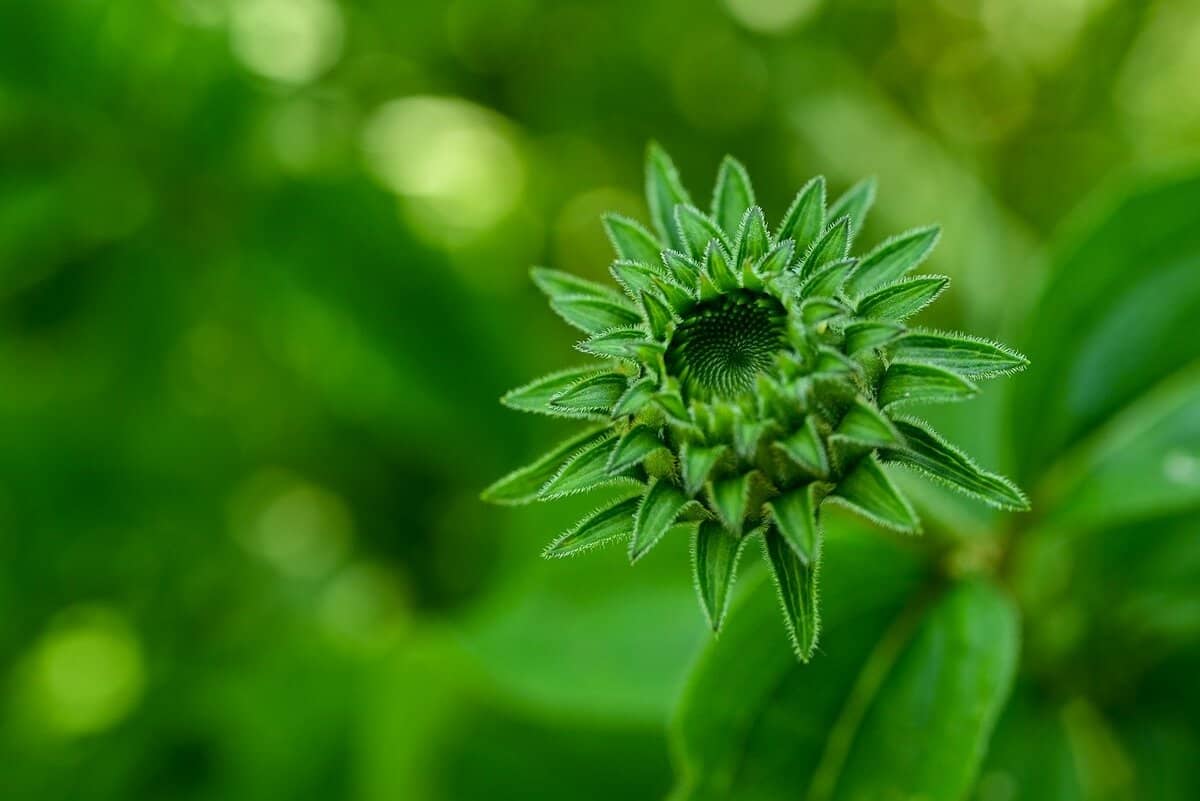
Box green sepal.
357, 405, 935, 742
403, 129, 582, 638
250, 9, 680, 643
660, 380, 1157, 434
539, 434, 640, 500
652, 390, 695, 431
680, 443, 728, 496
802, 216, 851, 274
640, 290, 676, 340
813, 346, 861, 377
711, 155, 756, 239
828, 176, 876, 242
531, 266, 623, 303
762, 525, 821, 661
692, 519, 749, 631
502, 366, 612, 419
651, 273, 697, 314
774, 416, 829, 477
845, 224, 941, 298
776, 175, 826, 252
829, 455, 919, 534
798, 257, 857, 299
753, 239, 795, 279
857, 275, 949, 322
646, 142, 693, 251
610, 259, 664, 300
843, 319, 904, 354
549, 371, 629, 415
630, 477, 693, 562
576, 326, 664, 361
889, 330, 1029, 378
886, 418, 1029, 510
543, 493, 641, 558
735, 206, 770, 272
703, 241, 740, 292
482, 425, 611, 505
613, 376, 656, 416
766, 483, 822, 564
550, 293, 642, 334
799, 297, 851, 326
662, 249, 702, 286
832, 396, 904, 449
732, 416, 772, 461
675, 203, 731, 258
602, 213, 662, 266
879, 361, 979, 410
706, 471, 761, 533
607, 424, 666, 473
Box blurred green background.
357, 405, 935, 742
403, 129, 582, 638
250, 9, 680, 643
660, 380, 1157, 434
2, 0, 1199, 799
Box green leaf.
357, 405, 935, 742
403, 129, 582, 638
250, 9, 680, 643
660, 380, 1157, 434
550, 371, 629, 415
856, 275, 949, 321
801, 297, 851, 325
711, 156, 756, 240
890, 330, 1028, 378
735, 207, 770, 270
844, 225, 941, 298
607, 424, 665, 473
550, 294, 642, 334
887, 418, 1029, 510
833, 397, 904, 449
543, 494, 641, 558
767, 484, 821, 564
799, 257, 857, 299
707, 471, 758, 533
879, 361, 979, 410
675, 204, 730, 259
703, 241, 739, 292
610, 259, 664, 299
662, 249, 702, 287
692, 519, 749, 631
827, 176, 876, 243
641, 290, 676, 340
577, 326, 663, 361
531, 266, 623, 303
829, 455, 918, 533
540, 433, 640, 500
613, 376, 656, 416
651, 273, 697, 314
681, 443, 728, 497
603, 213, 662, 266
763, 526, 821, 661
843, 320, 904, 354
804, 216, 851, 274
753, 240, 795, 278
502, 366, 611, 419
822, 581, 1018, 801
483, 425, 611, 505
775, 417, 829, 477
631, 478, 693, 562
777, 175, 826, 252
646, 143, 693, 252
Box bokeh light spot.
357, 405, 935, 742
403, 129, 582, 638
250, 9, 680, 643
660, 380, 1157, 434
231, 0, 345, 84
722, 0, 820, 34
232, 471, 354, 578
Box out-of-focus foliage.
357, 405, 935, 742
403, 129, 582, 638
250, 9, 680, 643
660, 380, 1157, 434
0, 0, 1197, 799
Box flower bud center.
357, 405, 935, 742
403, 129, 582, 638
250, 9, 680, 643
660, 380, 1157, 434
666, 291, 787, 400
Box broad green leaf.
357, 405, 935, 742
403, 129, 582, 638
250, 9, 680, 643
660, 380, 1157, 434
483, 425, 611, 505
502, 366, 612, 419
550, 371, 629, 415
857, 275, 949, 321
1013, 174, 1200, 481
767, 484, 820, 564
711, 157, 755, 240
774, 417, 829, 477
531, 266, 623, 303
692, 519, 749, 631
681, 443, 728, 497
879, 361, 979, 409
763, 526, 821, 661
843, 320, 903, 354
886, 418, 1029, 510
608, 424, 665, 473
647, 143, 693, 252
735, 207, 770, 271
675, 204, 730, 258
829, 455, 918, 533
844, 225, 940, 298
1041, 366, 1200, 529
549, 293, 641, 334
891, 330, 1028, 378
799, 257, 857, 299
833, 397, 903, 449
610, 259, 664, 299
540, 433, 639, 500
669, 522, 924, 801
822, 580, 1019, 801
827, 177, 876, 242
603, 212, 662, 266
631, 478, 693, 562
641, 290, 676, 340
777, 175, 826, 252
543, 494, 642, 557
804, 216, 851, 274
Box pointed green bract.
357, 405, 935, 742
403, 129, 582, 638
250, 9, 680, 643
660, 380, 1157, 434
845, 225, 941, 298
550, 371, 628, 414
646, 143, 693, 251
888, 418, 1029, 510
544, 494, 641, 558
767, 484, 821, 564
692, 519, 748, 631
711, 156, 755, 240
707, 472, 757, 532
502, 366, 612, 419
641, 290, 676, 340
539, 433, 638, 500
735, 207, 770, 270
483, 425, 611, 505
833, 397, 904, 449
880, 361, 979, 409
676, 204, 730, 258
843, 320, 904, 354
830, 455, 918, 533
800, 257, 857, 300
763, 526, 821, 661
828, 176, 876, 241
890, 331, 1029, 378
577, 326, 662, 361
549, 294, 641, 334
681, 443, 728, 497
805, 216, 851, 274
531, 266, 623, 303
610, 259, 663, 299
856, 275, 949, 321
775, 417, 829, 477
777, 175, 826, 251
704, 241, 739, 292
607, 424, 665, 473
631, 478, 692, 562
603, 213, 662, 265
755, 240, 795, 278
